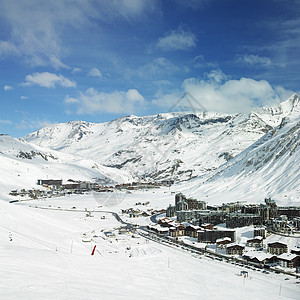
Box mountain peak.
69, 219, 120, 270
281, 94, 300, 123
279, 93, 299, 115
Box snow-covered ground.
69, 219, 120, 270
1, 193, 299, 299
0, 134, 131, 202
1, 95, 300, 298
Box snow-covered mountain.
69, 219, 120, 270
0, 135, 130, 200
183, 94, 300, 205
25, 94, 299, 183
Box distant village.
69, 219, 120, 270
9, 178, 173, 199
147, 193, 300, 272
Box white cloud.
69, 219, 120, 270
20, 96, 29, 100
153, 80, 172, 86
64, 88, 145, 115
0, 1, 75, 68
0, 119, 12, 125
24, 72, 76, 88
0, 41, 20, 56
274, 85, 296, 102
137, 57, 179, 78
125, 88, 144, 103
49, 55, 70, 69
16, 119, 53, 130
235, 54, 272, 67
64, 96, 79, 104
205, 69, 228, 83
157, 27, 197, 51
192, 55, 219, 69
0, 1, 157, 68
103, 0, 157, 21
153, 70, 295, 114
3, 85, 14, 91
87, 68, 102, 78
152, 90, 182, 109
72, 67, 81, 74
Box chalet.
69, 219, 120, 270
148, 225, 169, 236
201, 223, 214, 230
216, 237, 232, 248
226, 243, 245, 256
243, 252, 277, 265
158, 218, 174, 227
277, 253, 300, 268
169, 225, 185, 238
156, 227, 169, 236
267, 241, 288, 255
246, 236, 263, 248
185, 225, 201, 238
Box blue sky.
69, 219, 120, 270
0, 0, 299, 137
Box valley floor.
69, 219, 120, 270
0, 190, 299, 299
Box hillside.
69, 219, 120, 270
25, 95, 299, 183
0, 135, 129, 201
183, 94, 300, 205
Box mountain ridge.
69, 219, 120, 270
25, 94, 299, 183
182, 94, 300, 205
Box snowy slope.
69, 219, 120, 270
183, 94, 300, 205
25, 95, 299, 183
1, 196, 299, 299
0, 135, 130, 201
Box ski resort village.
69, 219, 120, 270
1, 1, 300, 299
1, 93, 300, 299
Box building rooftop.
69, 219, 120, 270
267, 241, 288, 246
247, 236, 263, 241
244, 251, 275, 262
278, 253, 298, 261
226, 243, 245, 249
216, 237, 231, 243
